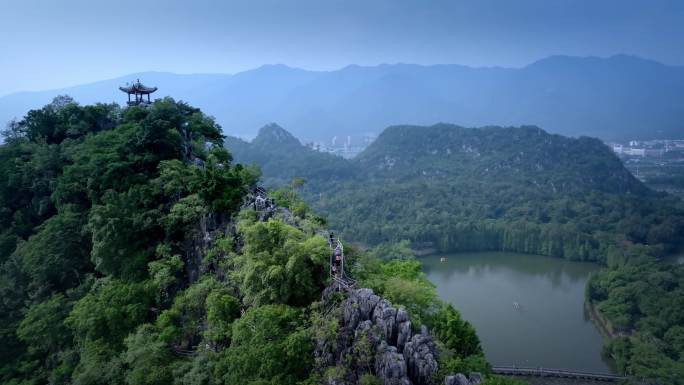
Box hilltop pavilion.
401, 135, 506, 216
119, 79, 158, 106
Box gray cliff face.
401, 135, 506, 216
184, 213, 228, 284
316, 285, 439, 385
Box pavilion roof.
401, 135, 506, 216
119, 79, 158, 94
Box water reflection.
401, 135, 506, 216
422, 252, 613, 373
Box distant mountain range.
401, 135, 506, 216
2, 54, 683, 140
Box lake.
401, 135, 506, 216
421, 252, 614, 373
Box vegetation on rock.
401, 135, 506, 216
0, 99, 492, 385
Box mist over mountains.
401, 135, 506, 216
1, 54, 683, 140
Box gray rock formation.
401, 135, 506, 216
445, 374, 470, 385
373, 300, 398, 345
396, 309, 412, 352
468, 372, 482, 385
375, 342, 412, 385
403, 331, 439, 385
444, 373, 483, 385
185, 213, 231, 283
315, 286, 439, 385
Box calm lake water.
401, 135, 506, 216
421, 252, 614, 373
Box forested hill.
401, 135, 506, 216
357, 124, 645, 195
225, 123, 357, 186
0, 98, 507, 385
226, 123, 684, 261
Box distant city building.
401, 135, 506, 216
645, 149, 665, 157
304, 134, 376, 159
610, 138, 679, 158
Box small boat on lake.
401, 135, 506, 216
440, 257, 448, 262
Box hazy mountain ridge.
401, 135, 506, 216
3, 55, 683, 140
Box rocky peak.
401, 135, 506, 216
316, 285, 439, 385
252, 123, 303, 149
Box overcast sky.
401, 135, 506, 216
1, 0, 683, 96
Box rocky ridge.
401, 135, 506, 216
243, 188, 483, 385
315, 284, 480, 385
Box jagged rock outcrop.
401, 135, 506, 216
375, 342, 411, 385
396, 309, 411, 352
404, 327, 439, 385
469, 373, 482, 385
243, 187, 296, 225
373, 300, 398, 345
316, 285, 439, 385
185, 212, 231, 283
444, 373, 482, 385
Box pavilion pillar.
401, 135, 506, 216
119, 80, 157, 107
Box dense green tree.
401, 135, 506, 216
87, 188, 164, 279
155, 277, 238, 349
124, 324, 176, 385
205, 290, 241, 345
0, 96, 258, 385
15, 293, 77, 384
14, 208, 91, 295
587, 255, 684, 382
17, 293, 73, 358
219, 304, 312, 385
233, 219, 328, 307
431, 304, 482, 358
67, 278, 154, 348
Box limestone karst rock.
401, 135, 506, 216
316, 284, 439, 385
403, 327, 439, 385
444, 372, 483, 385
375, 342, 411, 385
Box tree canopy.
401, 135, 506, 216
0, 98, 490, 385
